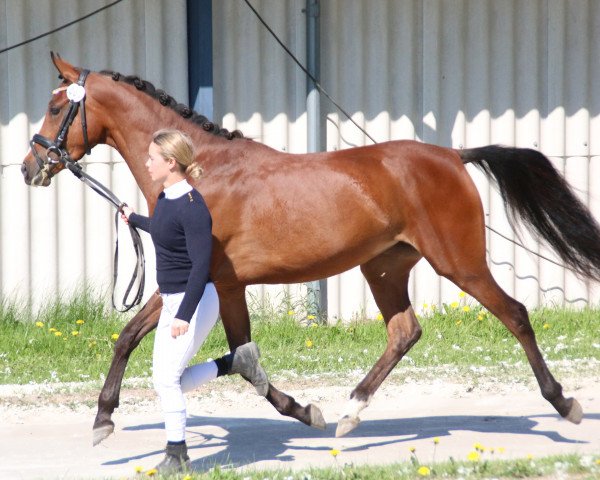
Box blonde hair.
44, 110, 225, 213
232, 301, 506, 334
152, 129, 203, 180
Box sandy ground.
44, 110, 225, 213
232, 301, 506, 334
1, 375, 599, 479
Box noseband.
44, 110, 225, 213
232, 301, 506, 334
30, 69, 91, 172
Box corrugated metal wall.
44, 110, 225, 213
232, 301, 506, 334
2, 0, 600, 321
213, 0, 600, 320
0, 0, 188, 309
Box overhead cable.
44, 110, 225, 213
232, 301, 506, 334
242, 0, 377, 145
0, 0, 124, 55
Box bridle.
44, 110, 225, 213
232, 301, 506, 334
30, 69, 91, 174
28, 69, 145, 313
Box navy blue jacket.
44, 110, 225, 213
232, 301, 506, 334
129, 188, 213, 322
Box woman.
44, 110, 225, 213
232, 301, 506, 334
122, 129, 268, 473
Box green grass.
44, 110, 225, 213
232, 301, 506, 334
1, 291, 599, 479
134, 452, 600, 479
0, 289, 152, 384
0, 291, 598, 385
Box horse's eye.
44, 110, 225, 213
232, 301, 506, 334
50, 106, 61, 116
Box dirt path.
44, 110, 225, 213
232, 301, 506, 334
1, 376, 599, 479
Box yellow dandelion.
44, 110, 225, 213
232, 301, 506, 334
595, 458, 600, 465
310, 322, 318, 328
409, 446, 416, 453
111, 333, 119, 340
462, 305, 471, 312
54, 331, 63, 337
71, 331, 80, 336
49, 327, 57, 333
305, 339, 313, 348
433, 437, 440, 444
473, 442, 484, 451
467, 451, 481, 462
477, 314, 484, 321
458, 291, 466, 298
423, 303, 429, 309
76, 319, 85, 325
330, 448, 340, 457
527, 454, 534, 460
287, 310, 294, 316
498, 447, 505, 454
182, 475, 192, 480
376, 312, 384, 321
145, 468, 157, 476
450, 301, 459, 309
134, 466, 144, 473
307, 315, 316, 320
455, 320, 462, 326
543, 323, 550, 330
417, 466, 431, 476
35, 321, 44, 328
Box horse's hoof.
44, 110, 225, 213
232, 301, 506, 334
336, 415, 360, 437
565, 398, 583, 424
93, 423, 115, 446
308, 403, 326, 430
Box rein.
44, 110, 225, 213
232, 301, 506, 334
30, 70, 145, 312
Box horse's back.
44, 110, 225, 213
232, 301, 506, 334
208, 139, 484, 285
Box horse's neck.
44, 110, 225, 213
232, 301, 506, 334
97, 79, 272, 209
105, 126, 158, 207
103, 104, 233, 210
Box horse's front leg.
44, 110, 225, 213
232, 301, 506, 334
92, 291, 162, 446
218, 286, 325, 430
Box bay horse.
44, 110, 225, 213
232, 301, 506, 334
22, 54, 599, 445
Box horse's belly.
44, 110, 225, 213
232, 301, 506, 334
226, 234, 401, 285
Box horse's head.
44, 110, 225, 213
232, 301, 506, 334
21, 53, 105, 186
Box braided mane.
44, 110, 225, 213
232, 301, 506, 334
99, 70, 244, 140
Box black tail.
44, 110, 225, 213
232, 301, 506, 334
460, 145, 600, 281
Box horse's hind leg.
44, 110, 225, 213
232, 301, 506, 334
92, 291, 162, 446
418, 208, 582, 425
337, 243, 422, 437
218, 286, 326, 430
447, 267, 582, 423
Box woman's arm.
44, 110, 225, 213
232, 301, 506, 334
174, 195, 213, 323
121, 206, 151, 233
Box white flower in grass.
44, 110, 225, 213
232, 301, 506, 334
554, 343, 567, 353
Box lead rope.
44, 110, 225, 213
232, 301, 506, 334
64, 159, 145, 312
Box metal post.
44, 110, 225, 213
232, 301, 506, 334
305, 0, 325, 320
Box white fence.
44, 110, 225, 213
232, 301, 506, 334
2, 0, 600, 319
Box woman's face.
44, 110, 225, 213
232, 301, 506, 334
146, 142, 172, 184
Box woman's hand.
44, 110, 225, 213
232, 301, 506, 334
171, 318, 190, 338
120, 205, 134, 225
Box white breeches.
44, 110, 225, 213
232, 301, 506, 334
153, 282, 220, 442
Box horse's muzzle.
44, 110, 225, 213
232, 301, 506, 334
21, 159, 52, 186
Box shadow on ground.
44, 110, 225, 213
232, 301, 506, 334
103, 412, 599, 471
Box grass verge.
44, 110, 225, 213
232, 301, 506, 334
1, 290, 598, 385
133, 452, 600, 479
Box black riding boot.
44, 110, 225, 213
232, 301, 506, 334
215, 341, 269, 396
155, 441, 191, 474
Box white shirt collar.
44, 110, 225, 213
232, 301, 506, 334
163, 179, 193, 199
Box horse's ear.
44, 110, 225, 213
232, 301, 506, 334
50, 52, 79, 83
